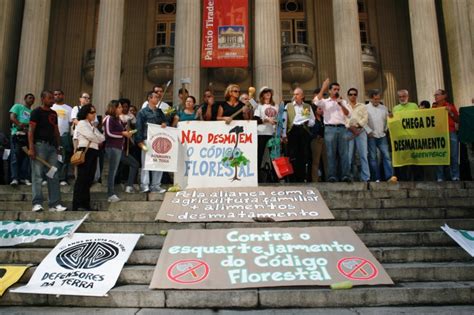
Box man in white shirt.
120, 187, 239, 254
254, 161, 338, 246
141, 84, 171, 113
52, 90, 73, 186
282, 87, 315, 182
366, 91, 397, 182
313, 79, 352, 182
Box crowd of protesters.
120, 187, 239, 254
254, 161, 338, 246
4, 80, 473, 211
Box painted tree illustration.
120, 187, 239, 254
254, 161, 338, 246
221, 125, 250, 181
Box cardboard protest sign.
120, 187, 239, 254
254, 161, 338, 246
150, 227, 393, 290
0, 215, 87, 247
143, 123, 179, 172
442, 224, 474, 257
388, 108, 450, 166
0, 265, 30, 296
156, 186, 334, 222
12, 233, 141, 297
174, 121, 258, 189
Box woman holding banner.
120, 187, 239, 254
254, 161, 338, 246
217, 84, 252, 123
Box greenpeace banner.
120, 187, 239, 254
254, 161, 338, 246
12, 233, 141, 297
388, 108, 449, 166
442, 224, 474, 257
0, 265, 30, 296
175, 121, 257, 189
156, 186, 334, 222
201, 0, 249, 67
149, 227, 393, 290
0, 215, 87, 247
144, 124, 179, 172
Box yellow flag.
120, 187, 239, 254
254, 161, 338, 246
388, 108, 450, 166
0, 265, 30, 296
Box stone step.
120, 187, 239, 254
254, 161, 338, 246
2, 207, 473, 223
0, 201, 162, 212
2, 306, 474, 315
14, 261, 474, 286
10, 231, 456, 251
2, 246, 471, 266
2, 282, 473, 308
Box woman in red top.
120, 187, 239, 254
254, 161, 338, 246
432, 89, 460, 181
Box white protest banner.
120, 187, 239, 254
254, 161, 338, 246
174, 121, 258, 189
0, 215, 87, 247
12, 233, 141, 297
150, 227, 393, 290
144, 123, 179, 172
441, 224, 474, 257
156, 186, 334, 222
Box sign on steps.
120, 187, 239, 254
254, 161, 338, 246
149, 227, 393, 289
12, 233, 141, 297
0, 215, 87, 247
156, 186, 334, 222
442, 224, 474, 256
0, 265, 30, 296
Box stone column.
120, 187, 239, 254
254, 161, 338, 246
92, 0, 125, 114
14, 0, 51, 102
254, 0, 282, 103
408, 0, 444, 103
332, 0, 364, 96
173, 0, 201, 106
0, 0, 23, 131
442, 0, 474, 107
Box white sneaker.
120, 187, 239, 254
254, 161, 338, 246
49, 204, 67, 212
24, 179, 32, 186
151, 186, 166, 193
42, 180, 47, 186
107, 195, 121, 203
10, 179, 18, 186
60, 181, 68, 186
32, 204, 44, 212
375, 180, 380, 183
125, 186, 135, 193
140, 186, 150, 193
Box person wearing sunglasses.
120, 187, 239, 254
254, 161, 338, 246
72, 104, 105, 211
217, 84, 252, 124
345, 88, 370, 183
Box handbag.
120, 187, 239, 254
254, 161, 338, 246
70, 141, 91, 166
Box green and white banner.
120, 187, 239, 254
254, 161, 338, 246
0, 215, 87, 247
442, 224, 474, 257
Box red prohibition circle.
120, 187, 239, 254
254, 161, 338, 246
337, 257, 379, 281
167, 259, 210, 284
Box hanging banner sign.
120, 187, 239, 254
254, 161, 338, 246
0, 265, 30, 296
174, 120, 257, 189
144, 124, 179, 172
149, 227, 393, 290
0, 215, 87, 247
441, 224, 474, 257
201, 0, 249, 67
156, 186, 334, 222
12, 233, 141, 297
388, 108, 450, 166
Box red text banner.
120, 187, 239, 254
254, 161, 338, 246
201, 0, 249, 67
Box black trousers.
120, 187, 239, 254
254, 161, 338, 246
287, 126, 311, 182
258, 135, 272, 169
73, 148, 98, 210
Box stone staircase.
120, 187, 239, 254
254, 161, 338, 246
1, 182, 474, 314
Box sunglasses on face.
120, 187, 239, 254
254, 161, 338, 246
231, 90, 240, 93
348, 93, 357, 96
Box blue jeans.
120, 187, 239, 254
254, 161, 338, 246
140, 150, 163, 190
10, 135, 30, 181
57, 133, 73, 182
436, 131, 460, 180
31, 142, 61, 207
347, 129, 370, 182
106, 147, 139, 196
324, 126, 350, 181
368, 136, 393, 181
